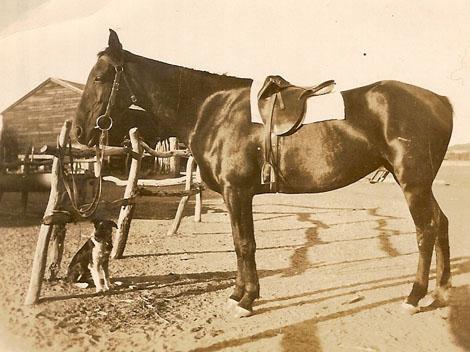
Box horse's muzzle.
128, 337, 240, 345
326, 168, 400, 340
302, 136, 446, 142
75, 125, 83, 139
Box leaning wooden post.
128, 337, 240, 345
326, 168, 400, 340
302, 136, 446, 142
167, 156, 195, 235
24, 120, 71, 305
194, 165, 202, 222
111, 128, 142, 259
46, 222, 66, 281
46, 190, 68, 281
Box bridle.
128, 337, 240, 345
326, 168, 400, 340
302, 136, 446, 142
60, 64, 138, 219
95, 64, 138, 132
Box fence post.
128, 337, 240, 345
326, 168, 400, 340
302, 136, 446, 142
167, 156, 195, 235
111, 128, 142, 259
153, 142, 160, 174
46, 190, 68, 281
46, 222, 67, 281
24, 120, 71, 305
169, 137, 180, 177
194, 166, 202, 222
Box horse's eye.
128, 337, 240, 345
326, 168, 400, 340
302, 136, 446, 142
94, 76, 104, 82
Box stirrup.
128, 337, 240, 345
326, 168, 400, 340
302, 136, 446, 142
261, 162, 271, 184
261, 162, 276, 188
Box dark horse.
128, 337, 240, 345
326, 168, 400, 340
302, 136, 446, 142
106, 108, 161, 146
75, 30, 453, 317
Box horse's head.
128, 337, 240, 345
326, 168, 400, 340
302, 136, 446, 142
74, 29, 138, 146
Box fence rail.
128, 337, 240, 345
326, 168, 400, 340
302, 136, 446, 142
24, 120, 203, 305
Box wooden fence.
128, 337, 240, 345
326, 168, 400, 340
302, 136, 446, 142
24, 120, 203, 305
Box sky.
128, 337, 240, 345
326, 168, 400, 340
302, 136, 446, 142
0, 0, 469, 145
0, 0, 48, 30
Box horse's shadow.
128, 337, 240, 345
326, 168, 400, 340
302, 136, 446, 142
41, 270, 239, 303
41, 266, 294, 304
190, 296, 406, 352
190, 256, 470, 352
255, 256, 470, 315
40, 200, 469, 352
46, 202, 408, 305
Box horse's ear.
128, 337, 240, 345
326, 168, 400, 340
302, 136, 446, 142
108, 28, 123, 59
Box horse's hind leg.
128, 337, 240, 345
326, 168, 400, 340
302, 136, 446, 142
432, 202, 451, 304
399, 183, 450, 312
223, 186, 259, 318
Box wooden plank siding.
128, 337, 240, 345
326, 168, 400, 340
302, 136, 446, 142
2, 80, 83, 152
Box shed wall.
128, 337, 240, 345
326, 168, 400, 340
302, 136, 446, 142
3, 81, 81, 152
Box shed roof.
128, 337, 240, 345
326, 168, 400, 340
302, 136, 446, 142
1, 77, 84, 114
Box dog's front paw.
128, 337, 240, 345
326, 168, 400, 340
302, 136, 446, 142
74, 282, 90, 289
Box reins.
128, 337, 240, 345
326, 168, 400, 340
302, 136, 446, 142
59, 64, 137, 219
58, 133, 105, 219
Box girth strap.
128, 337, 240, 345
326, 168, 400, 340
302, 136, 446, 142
261, 93, 279, 191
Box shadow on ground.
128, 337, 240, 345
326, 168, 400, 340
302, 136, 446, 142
190, 257, 470, 352
448, 258, 470, 350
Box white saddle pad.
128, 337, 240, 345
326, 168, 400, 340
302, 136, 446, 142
250, 79, 345, 125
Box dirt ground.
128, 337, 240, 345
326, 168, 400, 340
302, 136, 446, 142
0, 160, 469, 352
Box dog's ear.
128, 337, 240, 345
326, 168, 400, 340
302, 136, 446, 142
92, 219, 101, 229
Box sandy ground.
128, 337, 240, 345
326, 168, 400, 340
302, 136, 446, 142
0, 160, 469, 352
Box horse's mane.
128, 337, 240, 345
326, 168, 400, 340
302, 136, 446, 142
97, 48, 249, 82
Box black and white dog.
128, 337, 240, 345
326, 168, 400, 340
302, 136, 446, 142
67, 219, 117, 292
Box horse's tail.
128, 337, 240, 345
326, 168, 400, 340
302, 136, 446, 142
441, 94, 453, 125
436, 94, 454, 149
439, 95, 454, 117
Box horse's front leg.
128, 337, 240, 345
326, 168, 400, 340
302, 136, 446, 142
223, 186, 259, 317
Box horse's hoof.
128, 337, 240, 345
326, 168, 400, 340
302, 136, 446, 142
435, 286, 451, 304
233, 306, 252, 318
420, 290, 450, 308
401, 301, 420, 315
225, 298, 239, 311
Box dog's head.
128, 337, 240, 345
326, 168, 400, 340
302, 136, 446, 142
92, 219, 118, 243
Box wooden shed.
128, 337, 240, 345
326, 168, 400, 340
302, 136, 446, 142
1, 77, 84, 153
0, 78, 181, 176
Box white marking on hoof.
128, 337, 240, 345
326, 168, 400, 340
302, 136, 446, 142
233, 306, 252, 318
435, 285, 451, 304
420, 291, 449, 308
225, 298, 239, 311
438, 307, 450, 320
401, 301, 420, 315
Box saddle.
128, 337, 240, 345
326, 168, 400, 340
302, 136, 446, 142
257, 75, 336, 188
